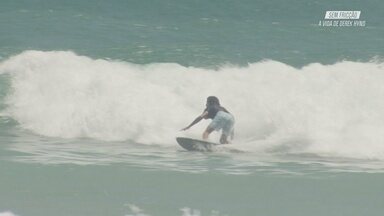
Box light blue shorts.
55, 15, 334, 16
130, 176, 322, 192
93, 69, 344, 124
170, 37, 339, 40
208, 111, 235, 136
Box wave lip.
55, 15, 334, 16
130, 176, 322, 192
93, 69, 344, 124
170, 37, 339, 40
1, 50, 384, 160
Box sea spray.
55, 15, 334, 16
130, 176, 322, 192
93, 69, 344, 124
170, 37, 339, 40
1, 50, 384, 159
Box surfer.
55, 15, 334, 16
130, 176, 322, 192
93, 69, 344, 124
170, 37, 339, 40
181, 96, 235, 144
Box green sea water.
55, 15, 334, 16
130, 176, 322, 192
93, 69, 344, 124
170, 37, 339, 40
1, 0, 384, 215
0, 0, 382, 66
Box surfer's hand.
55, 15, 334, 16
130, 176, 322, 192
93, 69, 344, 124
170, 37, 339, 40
181, 126, 189, 131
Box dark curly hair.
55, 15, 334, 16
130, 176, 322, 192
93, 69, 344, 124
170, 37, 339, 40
206, 96, 220, 107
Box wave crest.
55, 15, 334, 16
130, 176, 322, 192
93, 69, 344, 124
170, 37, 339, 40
1, 50, 384, 159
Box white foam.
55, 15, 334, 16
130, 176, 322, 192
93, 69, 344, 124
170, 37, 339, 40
0, 212, 18, 216
123, 204, 225, 216
180, 207, 201, 216
1, 50, 384, 159
125, 203, 150, 216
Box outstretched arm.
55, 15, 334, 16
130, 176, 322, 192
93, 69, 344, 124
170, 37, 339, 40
181, 111, 208, 131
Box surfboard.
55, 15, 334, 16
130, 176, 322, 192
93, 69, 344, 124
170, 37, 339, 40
176, 137, 219, 151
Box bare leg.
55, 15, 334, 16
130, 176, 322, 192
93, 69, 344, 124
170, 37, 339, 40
230, 128, 235, 140
220, 134, 229, 144
203, 127, 214, 140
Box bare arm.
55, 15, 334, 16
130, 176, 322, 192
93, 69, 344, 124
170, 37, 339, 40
181, 111, 208, 131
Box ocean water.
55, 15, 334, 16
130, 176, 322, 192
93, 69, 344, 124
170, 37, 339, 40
1, 0, 384, 215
